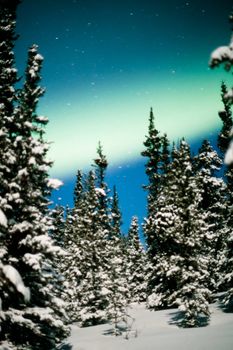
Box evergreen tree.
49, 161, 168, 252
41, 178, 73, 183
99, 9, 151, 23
210, 16, 233, 308
127, 217, 148, 302
51, 205, 66, 247
93, 142, 111, 236
111, 185, 122, 238
73, 169, 83, 207
61, 172, 88, 323
160, 133, 170, 185
141, 108, 162, 216
76, 170, 110, 326
0, 3, 69, 348
142, 109, 170, 264
215, 83, 233, 305
63, 144, 113, 326
105, 185, 132, 334
147, 140, 211, 326
93, 141, 108, 192
194, 140, 226, 292
105, 220, 130, 335
142, 108, 161, 267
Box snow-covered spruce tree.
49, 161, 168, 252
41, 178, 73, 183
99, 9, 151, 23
73, 169, 83, 207
93, 144, 131, 332
147, 140, 211, 327
168, 141, 211, 326
76, 170, 110, 326
61, 149, 111, 326
141, 108, 162, 217
0, 3, 69, 347
93, 142, 111, 239
104, 185, 131, 335
51, 205, 66, 248
110, 185, 122, 239
49, 204, 70, 312
142, 109, 171, 265
194, 140, 227, 292
146, 143, 182, 310
60, 171, 86, 323
105, 232, 130, 335
64, 143, 111, 326
209, 14, 233, 308
127, 217, 148, 302
110, 185, 129, 287
160, 133, 170, 186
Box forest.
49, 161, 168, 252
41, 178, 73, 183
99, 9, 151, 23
0, 1, 233, 349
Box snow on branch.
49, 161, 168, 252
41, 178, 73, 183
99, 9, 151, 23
95, 187, 106, 196
0, 209, 8, 228
2, 265, 30, 302
224, 140, 233, 165
47, 178, 63, 190
210, 44, 233, 68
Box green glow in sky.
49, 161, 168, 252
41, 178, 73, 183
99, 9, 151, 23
15, 0, 232, 176
45, 69, 228, 176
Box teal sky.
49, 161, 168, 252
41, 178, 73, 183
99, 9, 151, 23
15, 0, 232, 176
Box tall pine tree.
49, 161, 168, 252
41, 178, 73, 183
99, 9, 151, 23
0, 2, 69, 348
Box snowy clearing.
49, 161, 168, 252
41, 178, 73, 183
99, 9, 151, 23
67, 303, 233, 350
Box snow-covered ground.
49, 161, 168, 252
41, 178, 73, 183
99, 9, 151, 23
66, 303, 233, 350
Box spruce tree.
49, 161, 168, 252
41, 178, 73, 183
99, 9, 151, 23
76, 170, 110, 326
209, 14, 233, 307
64, 145, 112, 326
141, 108, 162, 216
104, 185, 131, 334
142, 109, 171, 266
168, 141, 210, 326
194, 140, 226, 292
127, 217, 148, 302
62, 171, 88, 323
73, 169, 83, 207
0, 3, 69, 348
105, 228, 130, 335
215, 84, 233, 306
142, 108, 161, 269
160, 133, 170, 185
147, 140, 211, 327
111, 185, 122, 238
63, 144, 112, 326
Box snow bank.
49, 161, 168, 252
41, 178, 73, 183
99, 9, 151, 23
67, 303, 233, 350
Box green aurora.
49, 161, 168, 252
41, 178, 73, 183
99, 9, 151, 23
15, 0, 232, 176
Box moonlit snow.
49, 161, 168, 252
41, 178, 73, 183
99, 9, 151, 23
67, 303, 233, 350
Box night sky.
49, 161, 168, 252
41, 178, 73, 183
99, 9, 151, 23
15, 0, 232, 232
